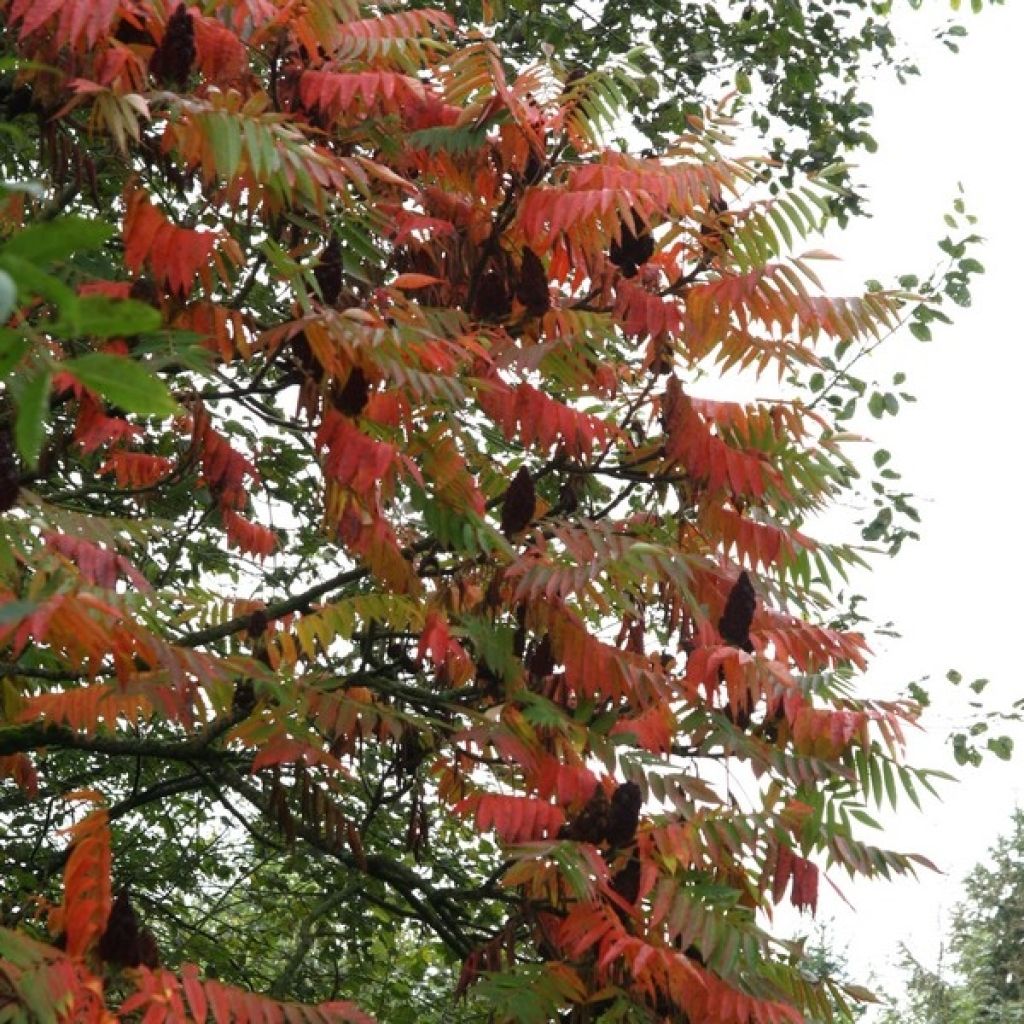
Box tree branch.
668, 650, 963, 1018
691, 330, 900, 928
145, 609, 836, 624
0, 722, 240, 763
221, 769, 474, 958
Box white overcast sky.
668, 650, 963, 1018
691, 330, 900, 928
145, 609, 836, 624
781, 0, 1024, 1003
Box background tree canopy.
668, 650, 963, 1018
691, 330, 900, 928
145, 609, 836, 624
0, 1, 989, 1022
878, 809, 1024, 1024
450, 0, 1005, 219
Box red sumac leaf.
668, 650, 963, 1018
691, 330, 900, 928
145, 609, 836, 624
392, 273, 445, 290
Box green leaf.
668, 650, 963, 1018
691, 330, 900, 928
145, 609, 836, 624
842, 983, 879, 1003
896, 767, 921, 811
907, 681, 930, 707
0, 330, 28, 379
0, 254, 77, 313
882, 759, 897, 808
14, 369, 51, 468
64, 354, 179, 417
0, 600, 35, 625
0, 57, 58, 75
987, 736, 1014, 761
735, 69, 752, 94
51, 297, 161, 339
210, 112, 243, 179
908, 321, 932, 342
1, 217, 114, 266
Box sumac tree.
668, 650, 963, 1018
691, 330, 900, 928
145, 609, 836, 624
0, 2, 947, 1022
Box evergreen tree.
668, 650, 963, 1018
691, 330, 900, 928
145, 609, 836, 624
879, 811, 1024, 1024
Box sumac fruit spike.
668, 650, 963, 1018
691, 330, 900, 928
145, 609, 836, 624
650, 338, 673, 376
333, 366, 370, 417
609, 212, 654, 278
562, 66, 588, 95
684, 943, 706, 966
558, 785, 609, 844
232, 679, 256, 717
129, 277, 159, 306
528, 634, 555, 679
0, 428, 19, 513
604, 781, 642, 848
515, 248, 550, 317
137, 927, 160, 969
611, 855, 641, 911
476, 660, 502, 698
290, 330, 320, 380
398, 729, 425, 776
98, 890, 150, 969
3, 85, 36, 119
471, 269, 512, 323
722, 697, 752, 731
150, 4, 195, 89
246, 608, 269, 639
114, 14, 153, 46
314, 237, 344, 306
557, 479, 579, 515
500, 467, 536, 537
719, 570, 756, 652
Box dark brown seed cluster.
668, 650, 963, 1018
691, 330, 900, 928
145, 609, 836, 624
500, 466, 536, 537
290, 330, 320, 380
515, 247, 550, 317
610, 855, 641, 907
314, 237, 344, 306
0, 427, 19, 513
557, 479, 578, 515
559, 781, 642, 849
114, 14, 153, 46
472, 270, 511, 323
246, 609, 269, 639
232, 678, 256, 716
150, 4, 195, 89
98, 890, 160, 969
527, 634, 555, 679
718, 570, 756, 652
397, 729, 425, 778
128, 277, 159, 306
604, 781, 642, 848
333, 366, 370, 417
562, 66, 588, 93
2, 84, 36, 118
558, 785, 609, 844
609, 213, 654, 278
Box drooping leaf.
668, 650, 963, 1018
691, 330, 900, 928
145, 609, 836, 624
14, 368, 51, 467
64, 354, 178, 417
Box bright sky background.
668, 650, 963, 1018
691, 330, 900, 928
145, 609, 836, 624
785, 0, 1024, 1007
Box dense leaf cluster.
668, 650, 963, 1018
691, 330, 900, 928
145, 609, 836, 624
0, 1, 984, 1022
